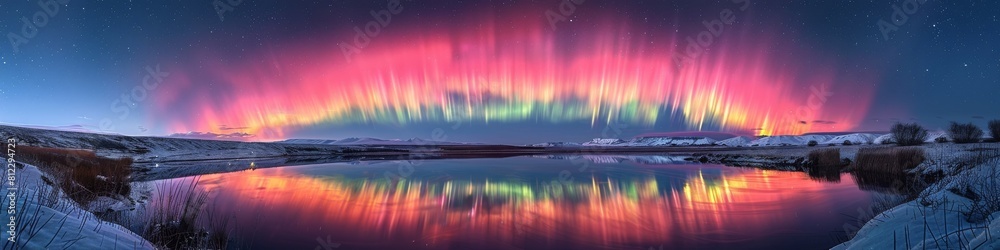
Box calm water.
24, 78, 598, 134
140, 155, 877, 250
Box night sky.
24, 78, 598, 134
1, 0, 997, 144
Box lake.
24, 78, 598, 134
132, 155, 883, 249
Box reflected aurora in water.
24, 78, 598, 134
151, 159, 865, 249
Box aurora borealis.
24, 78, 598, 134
2, 1, 998, 143
155, 15, 874, 139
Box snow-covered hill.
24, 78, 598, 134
530, 142, 583, 147
629, 136, 717, 146
582, 138, 628, 146
581, 136, 716, 146
822, 133, 879, 145
0, 125, 360, 162
748, 135, 836, 147
282, 137, 467, 146
873, 131, 955, 145
717, 136, 755, 147
534, 154, 693, 165
873, 133, 895, 144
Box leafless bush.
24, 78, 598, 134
892, 123, 928, 146
949, 122, 984, 144
988, 120, 1000, 142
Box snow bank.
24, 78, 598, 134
834, 193, 997, 250
921, 130, 950, 143
873, 134, 894, 144
0, 164, 153, 249
835, 144, 1000, 249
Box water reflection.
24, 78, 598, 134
146, 156, 873, 249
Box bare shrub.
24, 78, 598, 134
948, 122, 984, 144
891, 123, 928, 146
988, 120, 1000, 142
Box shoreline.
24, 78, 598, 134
3, 124, 999, 249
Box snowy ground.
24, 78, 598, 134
0, 125, 358, 163
834, 147, 1000, 249
673, 141, 1000, 249
0, 164, 154, 249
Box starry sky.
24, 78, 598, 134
0, 1, 997, 144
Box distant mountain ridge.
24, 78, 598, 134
281, 137, 469, 146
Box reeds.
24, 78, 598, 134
14, 146, 132, 206
850, 147, 926, 195
854, 147, 925, 174
808, 148, 842, 167
806, 148, 844, 182
140, 178, 232, 249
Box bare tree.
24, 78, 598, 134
949, 122, 984, 144
891, 122, 927, 146
989, 120, 1000, 142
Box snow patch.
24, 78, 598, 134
717, 136, 755, 147
822, 133, 879, 145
